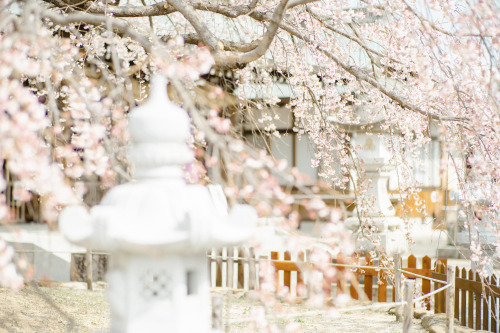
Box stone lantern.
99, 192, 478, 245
329, 103, 407, 254
452, 182, 497, 276
59, 75, 257, 333
344, 132, 407, 254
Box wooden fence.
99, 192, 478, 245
209, 247, 261, 290
433, 261, 500, 332
349, 254, 434, 310
208, 248, 500, 332
208, 248, 310, 293
209, 248, 436, 303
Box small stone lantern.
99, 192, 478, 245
453, 183, 497, 276
59, 75, 257, 333
344, 132, 406, 254
329, 106, 406, 253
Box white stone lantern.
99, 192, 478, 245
344, 132, 407, 254
59, 75, 257, 333
453, 182, 497, 276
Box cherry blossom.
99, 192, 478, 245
0, 0, 497, 319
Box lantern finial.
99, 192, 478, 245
127, 75, 194, 179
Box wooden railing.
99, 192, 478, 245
433, 261, 500, 332
349, 254, 434, 310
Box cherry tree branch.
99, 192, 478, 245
80, 0, 317, 18
165, 0, 221, 54
401, 0, 489, 38
161, 33, 260, 53
87, 1, 175, 17
307, 7, 400, 65
164, 0, 291, 67
213, 0, 290, 66
40, 0, 470, 123
277, 21, 469, 123
41, 10, 154, 51
42, 0, 303, 67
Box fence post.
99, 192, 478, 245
422, 256, 432, 310
216, 248, 223, 287
446, 265, 455, 333
248, 247, 256, 290
395, 253, 402, 322
364, 253, 373, 300
403, 279, 415, 333
85, 249, 93, 291
227, 247, 234, 289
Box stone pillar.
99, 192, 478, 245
59, 75, 257, 332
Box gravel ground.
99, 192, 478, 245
0, 282, 109, 333
221, 290, 426, 333
0, 283, 426, 333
